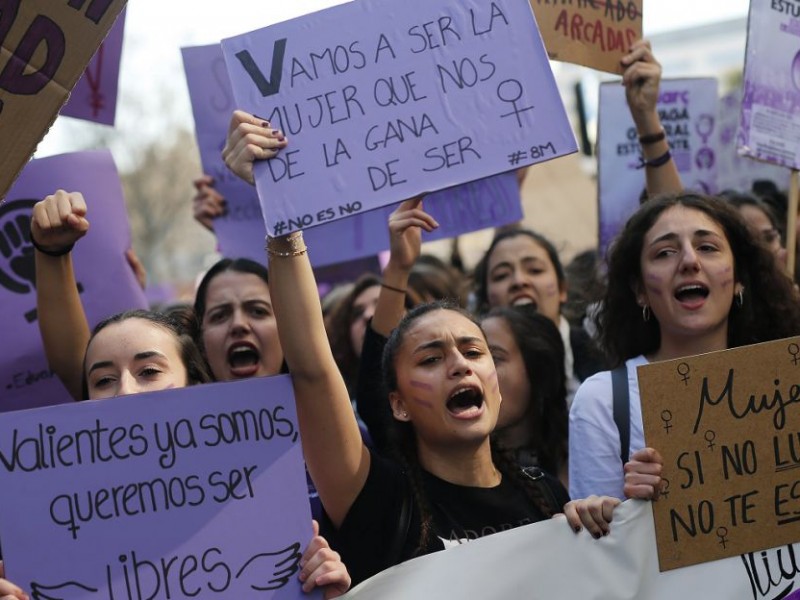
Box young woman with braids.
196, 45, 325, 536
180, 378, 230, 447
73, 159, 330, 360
223, 111, 661, 586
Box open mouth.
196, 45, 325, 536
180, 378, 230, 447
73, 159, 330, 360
511, 296, 537, 308
674, 284, 709, 304
227, 342, 261, 377
446, 386, 485, 418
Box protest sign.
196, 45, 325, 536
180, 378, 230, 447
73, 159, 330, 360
0, 375, 315, 600
221, 0, 576, 237
0, 150, 146, 412
183, 42, 523, 266
61, 8, 126, 125
343, 500, 800, 599
529, 0, 643, 74
739, 0, 800, 170
638, 338, 800, 571
0, 0, 127, 200
598, 78, 718, 252
718, 89, 790, 193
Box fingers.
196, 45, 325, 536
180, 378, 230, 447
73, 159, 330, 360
0, 575, 28, 600
624, 447, 664, 500
563, 496, 621, 539
125, 249, 147, 290
222, 111, 287, 185
192, 175, 226, 230
299, 531, 350, 596
620, 39, 653, 66
31, 190, 90, 252
389, 209, 438, 234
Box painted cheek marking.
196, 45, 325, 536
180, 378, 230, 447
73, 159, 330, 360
645, 273, 662, 283
412, 396, 434, 408
410, 380, 434, 391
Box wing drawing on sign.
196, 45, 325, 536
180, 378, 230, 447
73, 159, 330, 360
30, 580, 99, 600
235, 541, 302, 591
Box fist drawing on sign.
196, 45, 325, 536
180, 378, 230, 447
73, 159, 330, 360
0, 199, 37, 296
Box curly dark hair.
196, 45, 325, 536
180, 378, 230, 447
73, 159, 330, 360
472, 229, 565, 315
82, 309, 212, 398
483, 305, 568, 477
597, 193, 800, 366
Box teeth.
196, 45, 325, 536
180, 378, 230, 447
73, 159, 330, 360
512, 297, 535, 306
678, 285, 704, 293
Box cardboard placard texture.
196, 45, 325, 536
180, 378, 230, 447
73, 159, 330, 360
0, 0, 127, 200
639, 337, 800, 571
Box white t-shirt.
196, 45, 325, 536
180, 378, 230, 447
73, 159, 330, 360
568, 355, 648, 500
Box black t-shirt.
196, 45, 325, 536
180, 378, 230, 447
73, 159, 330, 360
325, 450, 568, 586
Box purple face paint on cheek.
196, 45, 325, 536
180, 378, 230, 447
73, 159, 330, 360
410, 380, 434, 391
412, 396, 434, 408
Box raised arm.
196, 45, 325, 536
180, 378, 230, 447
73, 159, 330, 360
32, 191, 91, 400
356, 198, 436, 451
621, 40, 683, 197
371, 197, 436, 336
223, 111, 367, 528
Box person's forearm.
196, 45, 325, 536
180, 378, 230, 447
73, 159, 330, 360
634, 110, 683, 197
371, 262, 409, 337
36, 251, 90, 400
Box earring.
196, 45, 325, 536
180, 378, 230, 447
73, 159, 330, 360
402, 412, 408, 418
642, 305, 651, 322
736, 287, 745, 308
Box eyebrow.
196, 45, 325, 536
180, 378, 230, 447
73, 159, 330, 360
649, 229, 720, 246
412, 336, 484, 354
489, 255, 545, 273
87, 351, 168, 375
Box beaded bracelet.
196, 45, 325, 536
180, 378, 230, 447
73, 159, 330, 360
265, 232, 307, 257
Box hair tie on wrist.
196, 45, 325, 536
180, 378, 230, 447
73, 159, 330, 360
29, 231, 74, 257
381, 282, 407, 295
638, 129, 666, 145
636, 150, 672, 170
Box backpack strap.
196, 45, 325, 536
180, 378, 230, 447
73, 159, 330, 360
611, 364, 631, 465
521, 466, 564, 515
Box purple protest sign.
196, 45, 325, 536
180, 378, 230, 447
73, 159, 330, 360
718, 89, 790, 192
0, 375, 315, 600
221, 0, 576, 236
597, 78, 718, 252
0, 150, 146, 412
61, 9, 126, 126
739, 1, 800, 170
183, 43, 524, 266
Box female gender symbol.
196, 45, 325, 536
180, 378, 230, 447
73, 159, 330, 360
676, 362, 690, 385
716, 526, 729, 549
660, 410, 674, 434
705, 430, 716, 450
788, 343, 800, 366
497, 79, 534, 128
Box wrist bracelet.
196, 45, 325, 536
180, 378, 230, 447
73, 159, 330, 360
636, 149, 672, 170
638, 129, 666, 145
29, 231, 74, 257
265, 231, 307, 257
381, 282, 407, 294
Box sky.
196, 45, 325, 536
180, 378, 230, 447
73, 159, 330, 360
36, 0, 753, 161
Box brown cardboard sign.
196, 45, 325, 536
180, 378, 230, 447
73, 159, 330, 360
0, 0, 127, 201
639, 337, 800, 572
530, 0, 643, 74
